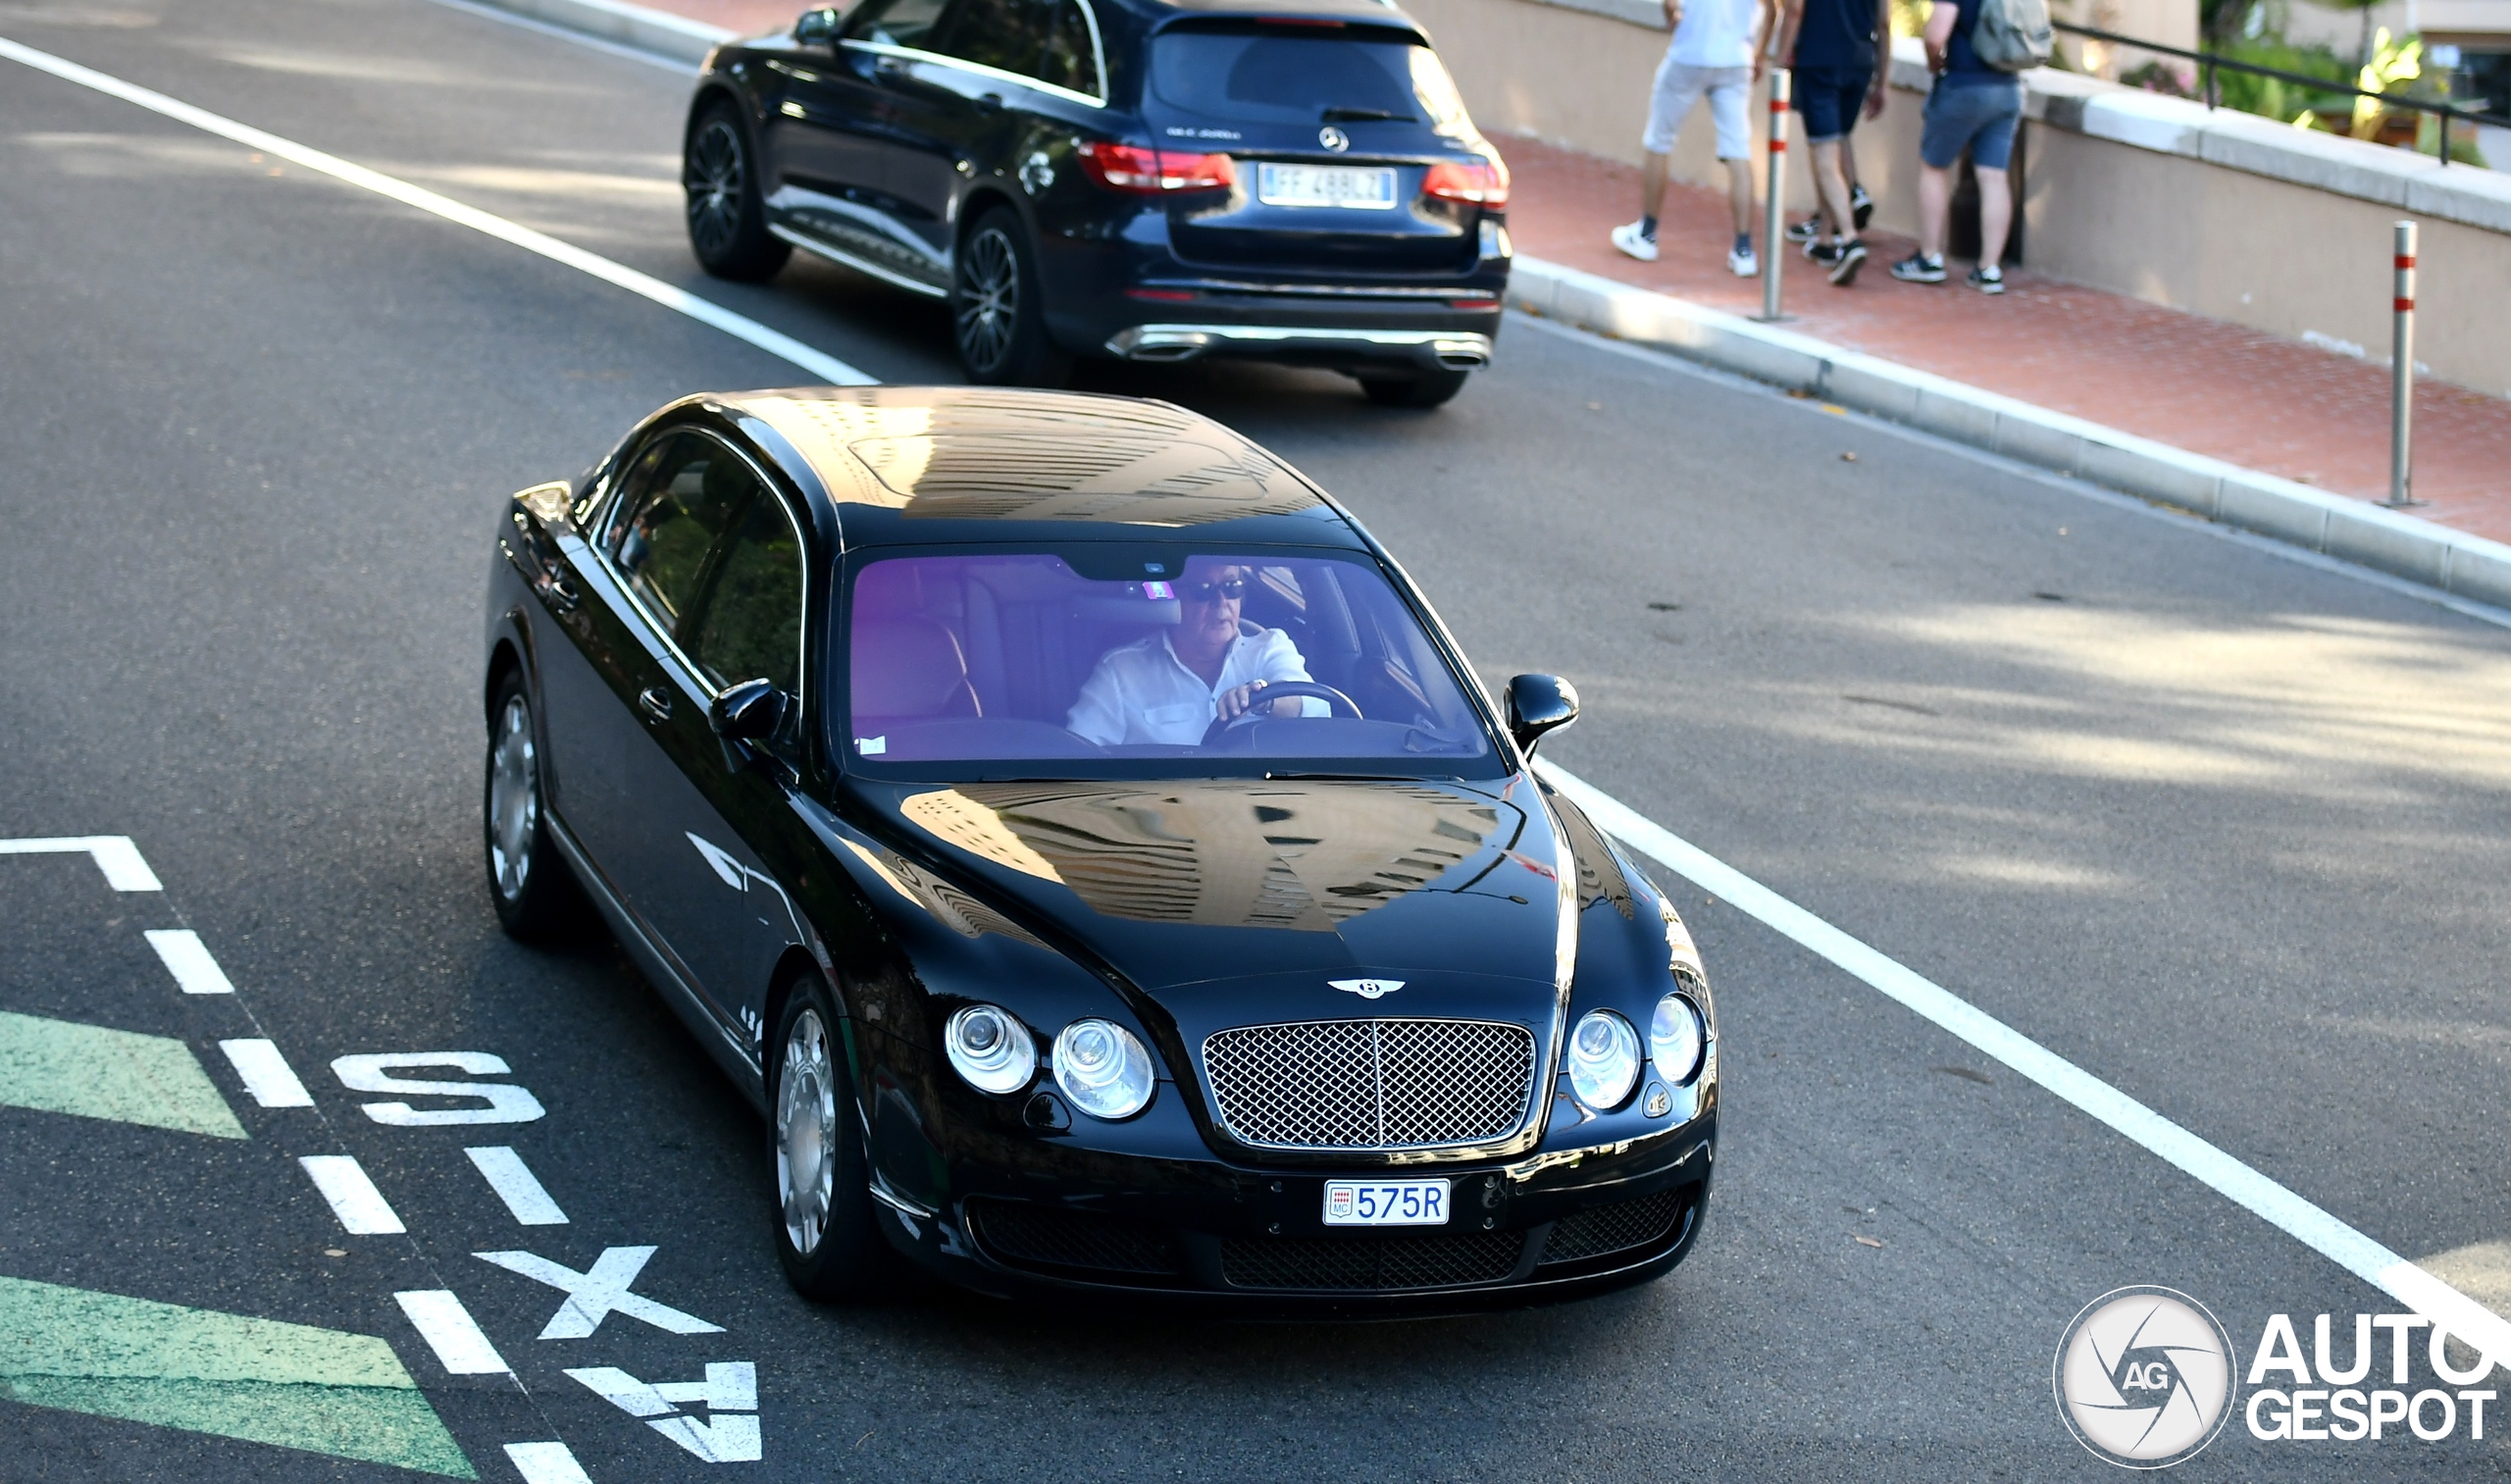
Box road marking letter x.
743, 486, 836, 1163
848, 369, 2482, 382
475, 1246, 722, 1339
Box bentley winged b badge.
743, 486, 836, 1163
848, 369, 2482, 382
1329, 978, 1404, 999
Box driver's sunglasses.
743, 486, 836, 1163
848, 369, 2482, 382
1180, 578, 1246, 603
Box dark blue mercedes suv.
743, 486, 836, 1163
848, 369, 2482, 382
681, 0, 1511, 405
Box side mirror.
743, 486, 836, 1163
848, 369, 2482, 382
793, 6, 840, 44
1506, 674, 1578, 757
710, 678, 791, 743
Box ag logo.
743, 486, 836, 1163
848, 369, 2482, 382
1328, 978, 1402, 999
2054, 1287, 2236, 1468
1317, 126, 1350, 152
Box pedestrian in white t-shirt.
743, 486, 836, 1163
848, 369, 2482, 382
1611, 0, 1779, 277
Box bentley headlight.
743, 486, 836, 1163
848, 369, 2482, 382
1565, 1009, 1640, 1109
1053, 1019, 1153, 1120
945, 1004, 1036, 1095
1650, 993, 1707, 1085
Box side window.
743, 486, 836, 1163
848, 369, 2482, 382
609, 431, 764, 633
842, 0, 948, 48
685, 495, 805, 695
927, 0, 1052, 77
1038, 0, 1101, 95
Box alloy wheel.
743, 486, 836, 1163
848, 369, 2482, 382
954, 226, 1018, 374
686, 120, 745, 260
777, 1007, 839, 1256
487, 694, 538, 902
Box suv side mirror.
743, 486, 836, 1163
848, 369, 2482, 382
793, 6, 840, 44
710, 678, 791, 743
1506, 674, 1578, 757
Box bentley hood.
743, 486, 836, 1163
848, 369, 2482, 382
850, 775, 1574, 1009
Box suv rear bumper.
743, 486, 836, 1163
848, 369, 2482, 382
1106, 324, 1494, 371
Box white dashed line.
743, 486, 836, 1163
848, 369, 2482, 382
1537, 757, 2510, 1375
219, 1038, 315, 1107
298, 1153, 406, 1235
144, 929, 235, 996
466, 1146, 570, 1225
0, 835, 162, 891
503, 1442, 595, 1484
0, 36, 874, 389
395, 1289, 513, 1375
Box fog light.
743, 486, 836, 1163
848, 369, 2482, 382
1565, 1009, 1639, 1109
1650, 994, 1707, 1085
945, 1004, 1036, 1095
1053, 1019, 1153, 1120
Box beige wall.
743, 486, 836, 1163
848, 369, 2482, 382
1415, 0, 2511, 392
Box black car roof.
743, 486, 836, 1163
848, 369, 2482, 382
1112, 0, 1430, 36
712, 386, 1363, 548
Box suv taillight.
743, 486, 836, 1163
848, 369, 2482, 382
1422, 153, 1510, 209
1077, 142, 1238, 193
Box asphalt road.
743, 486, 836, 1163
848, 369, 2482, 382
1, 0, 2506, 1478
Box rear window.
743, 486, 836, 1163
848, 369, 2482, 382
1150, 29, 1471, 133
842, 547, 1500, 779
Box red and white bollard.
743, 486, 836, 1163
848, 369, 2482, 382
1762, 69, 1789, 323
2386, 220, 2421, 507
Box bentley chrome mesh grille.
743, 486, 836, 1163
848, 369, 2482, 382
1201, 1019, 1536, 1151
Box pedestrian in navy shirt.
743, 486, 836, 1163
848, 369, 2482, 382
1890, 0, 2025, 292
1774, 0, 1890, 285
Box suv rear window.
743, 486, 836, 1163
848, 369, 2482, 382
1150, 29, 1470, 133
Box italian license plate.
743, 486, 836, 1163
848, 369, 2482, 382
1257, 162, 1398, 210
1322, 1178, 1450, 1227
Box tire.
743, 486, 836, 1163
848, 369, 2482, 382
768, 974, 897, 1302
484, 671, 580, 940
684, 102, 791, 281
953, 207, 1069, 386
1358, 369, 1471, 409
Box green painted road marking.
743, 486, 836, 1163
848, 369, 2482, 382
0, 1010, 245, 1138
0, 1277, 476, 1477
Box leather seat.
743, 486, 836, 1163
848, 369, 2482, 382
851, 617, 982, 722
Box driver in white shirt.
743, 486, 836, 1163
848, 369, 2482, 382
1065, 560, 1328, 746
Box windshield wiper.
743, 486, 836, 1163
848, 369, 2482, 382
1320, 107, 1413, 123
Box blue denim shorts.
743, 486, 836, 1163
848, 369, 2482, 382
1921, 77, 2024, 170
1792, 65, 1872, 142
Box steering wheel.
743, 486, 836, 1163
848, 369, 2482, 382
1199, 681, 1363, 745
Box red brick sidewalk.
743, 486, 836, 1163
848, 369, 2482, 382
1500, 137, 2511, 545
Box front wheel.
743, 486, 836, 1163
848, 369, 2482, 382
484, 673, 579, 940
769, 975, 897, 1302
684, 104, 790, 281
953, 208, 1069, 386
1358, 369, 1471, 409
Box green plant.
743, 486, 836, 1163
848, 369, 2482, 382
2211, 38, 2352, 119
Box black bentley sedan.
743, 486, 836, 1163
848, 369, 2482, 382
680, 0, 1510, 406
485, 387, 1716, 1311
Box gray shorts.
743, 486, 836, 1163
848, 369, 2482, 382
1643, 57, 1753, 159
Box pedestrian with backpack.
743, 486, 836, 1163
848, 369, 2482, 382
1889, 0, 2050, 293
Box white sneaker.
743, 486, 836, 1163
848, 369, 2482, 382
1728, 244, 1758, 277
1610, 222, 1660, 263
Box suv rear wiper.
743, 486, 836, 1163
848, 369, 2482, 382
1320, 107, 1414, 123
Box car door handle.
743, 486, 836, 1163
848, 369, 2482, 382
638, 686, 673, 723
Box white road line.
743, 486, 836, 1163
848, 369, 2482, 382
0, 35, 874, 388
143, 929, 235, 996
1537, 757, 2510, 1374
0, 836, 162, 891
298, 1153, 407, 1235
219, 1038, 315, 1107
467, 1145, 571, 1225
395, 1289, 513, 1375
504, 1442, 596, 1484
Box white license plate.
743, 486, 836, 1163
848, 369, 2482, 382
1257, 163, 1398, 210
1322, 1178, 1450, 1227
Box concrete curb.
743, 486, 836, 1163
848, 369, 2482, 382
481, 0, 732, 62
1509, 254, 2511, 609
